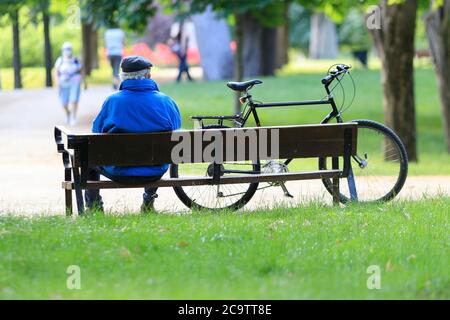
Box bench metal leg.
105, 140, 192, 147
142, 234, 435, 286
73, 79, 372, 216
72, 167, 85, 215
65, 189, 73, 216
332, 177, 340, 206
347, 165, 358, 201
64, 165, 73, 216
332, 157, 340, 206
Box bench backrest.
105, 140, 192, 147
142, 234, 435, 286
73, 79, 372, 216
55, 123, 357, 168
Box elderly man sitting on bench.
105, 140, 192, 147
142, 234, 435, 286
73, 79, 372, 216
85, 55, 182, 212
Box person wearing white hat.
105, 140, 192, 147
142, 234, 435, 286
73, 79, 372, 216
54, 42, 82, 125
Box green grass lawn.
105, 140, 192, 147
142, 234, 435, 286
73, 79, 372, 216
0, 197, 448, 299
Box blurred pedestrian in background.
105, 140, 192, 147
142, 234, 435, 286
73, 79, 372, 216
105, 27, 125, 89
169, 26, 193, 83
54, 42, 82, 125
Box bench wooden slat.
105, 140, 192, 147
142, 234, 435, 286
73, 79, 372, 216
56, 123, 357, 167
61, 170, 342, 190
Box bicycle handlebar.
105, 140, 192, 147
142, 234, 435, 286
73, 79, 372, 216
321, 64, 352, 86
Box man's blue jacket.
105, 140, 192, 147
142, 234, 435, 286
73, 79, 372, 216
92, 78, 181, 177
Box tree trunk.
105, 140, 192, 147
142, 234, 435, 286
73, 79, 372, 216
309, 13, 339, 59
242, 12, 263, 77
370, 0, 418, 161
81, 23, 92, 76
143, 5, 174, 47
233, 12, 282, 113
275, 25, 289, 69
91, 28, 99, 69
241, 12, 280, 77
81, 23, 99, 76
43, 11, 53, 87
192, 6, 234, 81
261, 27, 277, 76
12, 11, 22, 89
275, 2, 290, 69
234, 13, 245, 114
425, 1, 450, 153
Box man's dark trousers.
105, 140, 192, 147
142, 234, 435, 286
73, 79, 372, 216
84, 167, 162, 209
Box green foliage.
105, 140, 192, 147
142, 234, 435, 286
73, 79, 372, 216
433, 0, 444, 9
415, 15, 429, 50
174, 0, 277, 15
0, 0, 25, 23
169, 0, 288, 27
79, 0, 157, 32
0, 198, 448, 299
388, 0, 406, 4
298, 0, 377, 23
0, 0, 23, 14
251, 1, 287, 28
0, 12, 81, 68
338, 9, 372, 51
27, 0, 50, 25
289, 4, 311, 54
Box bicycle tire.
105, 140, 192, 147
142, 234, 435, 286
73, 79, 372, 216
319, 119, 408, 203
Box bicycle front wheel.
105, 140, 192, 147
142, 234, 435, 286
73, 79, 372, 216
319, 119, 408, 203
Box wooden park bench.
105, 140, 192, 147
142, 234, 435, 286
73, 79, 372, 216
54, 123, 357, 215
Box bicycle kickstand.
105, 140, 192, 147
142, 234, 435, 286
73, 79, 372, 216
280, 182, 294, 198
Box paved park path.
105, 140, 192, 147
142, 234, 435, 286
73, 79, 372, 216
0, 84, 449, 215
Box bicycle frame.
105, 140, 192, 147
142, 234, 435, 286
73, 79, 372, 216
253, 83, 357, 200
203, 81, 358, 200
178, 66, 408, 206
195, 83, 342, 172
238, 83, 343, 128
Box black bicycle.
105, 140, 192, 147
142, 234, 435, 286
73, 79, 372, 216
171, 64, 408, 210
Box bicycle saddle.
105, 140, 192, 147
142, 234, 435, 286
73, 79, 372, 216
227, 79, 263, 92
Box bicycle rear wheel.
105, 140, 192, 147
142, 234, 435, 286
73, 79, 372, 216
319, 119, 408, 203
171, 124, 260, 210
